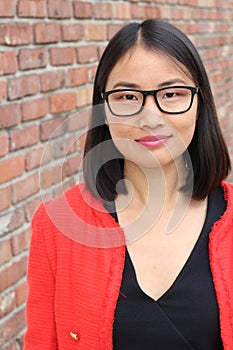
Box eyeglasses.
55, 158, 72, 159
101, 86, 199, 117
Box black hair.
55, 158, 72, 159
83, 19, 231, 201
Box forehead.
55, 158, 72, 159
106, 45, 193, 88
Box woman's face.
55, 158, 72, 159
104, 45, 198, 170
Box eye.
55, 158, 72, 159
163, 91, 177, 99
122, 93, 138, 101
110, 91, 140, 102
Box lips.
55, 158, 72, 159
136, 135, 171, 148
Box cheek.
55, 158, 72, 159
168, 111, 197, 148
108, 123, 135, 140
178, 124, 196, 150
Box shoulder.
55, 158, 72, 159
32, 183, 105, 231
32, 183, 124, 248
222, 181, 233, 209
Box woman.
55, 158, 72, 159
24, 20, 233, 349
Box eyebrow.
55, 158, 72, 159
112, 78, 188, 90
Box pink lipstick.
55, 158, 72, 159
136, 135, 170, 148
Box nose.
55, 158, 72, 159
139, 95, 165, 128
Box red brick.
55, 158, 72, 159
85, 23, 107, 41
0, 80, 7, 102
0, 308, 26, 346
0, 291, 15, 318
68, 109, 90, 132
0, 187, 11, 211
78, 132, 87, 151
0, 239, 12, 265
0, 0, 15, 17
15, 279, 28, 306
95, 3, 113, 19
53, 178, 76, 197
17, 334, 25, 350
0, 257, 27, 294
17, 0, 47, 17
24, 196, 41, 221
18, 47, 47, 70
12, 173, 39, 204
50, 47, 76, 66
0, 132, 9, 157
0, 23, 33, 46
74, 1, 94, 18
1, 340, 19, 350
98, 45, 107, 58
10, 125, 39, 151
25, 144, 53, 170
34, 22, 61, 44
8, 74, 40, 100
76, 45, 98, 63
53, 135, 78, 159
0, 51, 18, 75
49, 92, 76, 114
48, 0, 73, 18
112, 3, 131, 19
88, 64, 97, 83
61, 23, 83, 42
131, 4, 147, 18
107, 24, 125, 40
66, 67, 89, 87
22, 97, 49, 121
41, 164, 64, 188
1, 209, 25, 234
64, 154, 82, 177
40, 116, 67, 141
11, 228, 30, 255
0, 155, 25, 184
40, 70, 65, 92
76, 86, 93, 107
0, 104, 21, 129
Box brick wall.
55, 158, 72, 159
0, 1, 233, 349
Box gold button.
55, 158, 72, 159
70, 332, 79, 341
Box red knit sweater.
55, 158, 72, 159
24, 182, 233, 350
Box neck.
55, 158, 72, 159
122, 157, 188, 208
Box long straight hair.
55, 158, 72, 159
83, 19, 231, 202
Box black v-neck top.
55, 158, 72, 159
108, 186, 226, 350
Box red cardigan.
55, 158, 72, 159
24, 182, 233, 350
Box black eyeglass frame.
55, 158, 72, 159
101, 85, 199, 117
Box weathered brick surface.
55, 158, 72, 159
61, 23, 83, 41
0, 23, 33, 45
0, 155, 25, 184
0, 132, 9, 157
73, 1, 94, 18
40, 70, 65, 92
17, 0, 47, 18
76, 45, 98, 63
0, 104, 21, 128
0, 80, 7, 102
21, 97, 49, 121
34, 22, 61, 43
18, 48, 47, 70
49, 92, 76, 114
0, 0, 15, 17
8, 74, 40, 100
66, 67, 89, 87
10, 125, 39, 151
48, 0, 73, 18
0, 51, 18, 75
50, 47, 76, 66
0, 187, 11, 211
0, 2, 233, 349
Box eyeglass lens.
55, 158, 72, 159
107, 87, 194, 116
